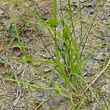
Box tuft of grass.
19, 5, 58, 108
3, 0, 110, 109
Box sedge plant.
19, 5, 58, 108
4, 0, 110, 109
